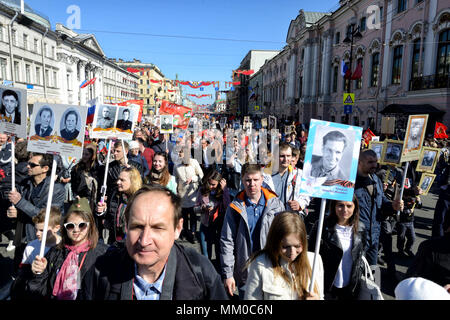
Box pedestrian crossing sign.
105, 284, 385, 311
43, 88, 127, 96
343, 93, 355, 105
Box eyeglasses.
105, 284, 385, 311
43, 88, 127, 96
64, 221, 89, 231
27, 162, 40, 168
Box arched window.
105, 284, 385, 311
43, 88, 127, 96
371, 52, 380, 87
436, 29, 450, 77
411, 38, 422, 78
392, 45, 403, 84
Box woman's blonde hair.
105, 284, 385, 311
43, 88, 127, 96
248, 212, 319, 299
120, 167, 143, 195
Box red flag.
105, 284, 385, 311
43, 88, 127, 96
351, 62, 363, 80
363, 128, 375, 146
434, 122, 448, 139
159, 100, 193, 130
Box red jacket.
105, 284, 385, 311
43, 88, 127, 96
142, 147, 155, 170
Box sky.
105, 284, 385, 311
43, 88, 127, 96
25, 0, 339, 105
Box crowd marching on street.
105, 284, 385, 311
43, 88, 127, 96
0, 113, 449, 302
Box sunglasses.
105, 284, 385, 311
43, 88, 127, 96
27, 162, 40, 168
64, 221, 89, 231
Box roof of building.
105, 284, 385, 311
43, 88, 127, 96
303, 11, 330, 24
0, 0, 51, 28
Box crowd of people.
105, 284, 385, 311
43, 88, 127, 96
0, 114, 449, 301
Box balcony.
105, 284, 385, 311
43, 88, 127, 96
409, 73, 450, 91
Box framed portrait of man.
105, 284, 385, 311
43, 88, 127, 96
369, 141, 385, 162
268, 116, 276, 130
0, 86, 27, 138
401, 114, 428, 162
300, 119, 362, 201
416, 147, 440, 173
418, 173, 436, 195
202, 120, 210, 131
160, 115, 173, 134
261, 118, 268, 128
380, 140, 404, 167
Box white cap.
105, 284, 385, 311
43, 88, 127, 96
129, 141, 139, 150
395, 277, 450, 300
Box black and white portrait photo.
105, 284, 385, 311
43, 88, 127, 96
370, 142, 384, 161
59, 109, 81, 141
309, 128, 355, 182
96, 105, 116, 129
421, 150, 436, 167
34, 106, 54, 138
0, 88, 21, 124
116, 108, 133, 131
419, 174, 436, 195
406, 117, 426, 150
202, 120, 210, 131
160, 115, 173, 133
421, 176, 432, 191
384, 142, 402, 164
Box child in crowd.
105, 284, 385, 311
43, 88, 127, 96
10, 207, 62, 299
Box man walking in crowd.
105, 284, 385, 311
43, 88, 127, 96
7, 153, 65, 272
83, 185, 228, 300
220, 164, 284, 298
266, 143, 310, 217
355, 150, 403, 267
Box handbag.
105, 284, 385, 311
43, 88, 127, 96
358, 256, 384, 300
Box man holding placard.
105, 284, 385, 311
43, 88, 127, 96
7, 153, 65, 271
355, 150, 403, 268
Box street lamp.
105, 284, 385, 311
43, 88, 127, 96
343, 23, 362, 124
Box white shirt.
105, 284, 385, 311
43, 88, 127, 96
333, 224, 354, 288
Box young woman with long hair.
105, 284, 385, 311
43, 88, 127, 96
308, 194, 366, 300
244, 212, 324, 300
194, 170, 230, 266
149, 152, 177, 194
96, 167, 142, 244
27, 198, 108, 300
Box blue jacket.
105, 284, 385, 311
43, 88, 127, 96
354, 173, 392, 246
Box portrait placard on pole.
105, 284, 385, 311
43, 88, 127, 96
91, 103, 139, 140
0, 85, 27, 138
300, 119, 362, 202
401, 114, 428, 163
28, 103, 87, 159
160, 114, 174, 134
381, 117, 396, 135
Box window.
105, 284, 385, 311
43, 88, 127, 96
0, 58, 7, 79
436, 29, 450, 76
51, 46, 55, 59
67, 73, 72, 90
23, 34, 28, 50
371, 52, 380, 87
335, 32, 340, 44
44, 43, 48, 57
36, 66, 41, 85
332, 65, 338, 92
140, 79, 143, 84
411, 39, 422, 78
392, 46, 403, 84
45, 69, 50, 86
360, 17, 366, 32
11, 29, 17, 46
140, 88, 143, 94
397, 0, 406, 13
33, 39, 38, 53
355, 58, 363, 89
25, 64, 31, 83
380, 6, 384, 22
0, 24, 3, 42
53, 71, 57, 87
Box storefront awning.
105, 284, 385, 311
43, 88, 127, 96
380, 104, 445, 115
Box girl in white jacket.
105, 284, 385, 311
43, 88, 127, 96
244, 212, 324, 300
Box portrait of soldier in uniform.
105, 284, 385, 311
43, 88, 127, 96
96, 106, 115, 129
385, 143, 402, 163
310, 130, 348, 182
406, 117, 425, 150
116, 108, 132, 131
160, 115, 173, 131
35, 106, 54, 138
421, 151, 435, 167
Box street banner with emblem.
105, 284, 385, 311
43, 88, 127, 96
362, 128, 376, 147
434, 122, 448, 139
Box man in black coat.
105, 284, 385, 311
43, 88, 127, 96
34, 107, 53, 138
116, 109, 132, 131
82, 184, 228, 300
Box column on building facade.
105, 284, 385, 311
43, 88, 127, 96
422, 0, 438, 76
287, 47, 297, 102
321, 32, 333, 96
381, 0, 393, 88
311, 38, 319, 98
302, 40, 312, 99
78, 60, 87, 106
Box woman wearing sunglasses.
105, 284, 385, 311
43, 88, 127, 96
96, 167, 142, 244
27, 197, 108, 300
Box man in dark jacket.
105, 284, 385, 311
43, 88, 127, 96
7, 153, 65, 271
432, 183, 450, 239
355, 150, 403, 266
83, 184, 228, 300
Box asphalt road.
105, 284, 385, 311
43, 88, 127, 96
0, 188, 439, 300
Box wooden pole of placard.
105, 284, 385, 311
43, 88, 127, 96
99, 139, 112, 207
121, 139, 128, 166
10, 136, 15, 193
308, 198, 327, 294
38, 157, 58, 258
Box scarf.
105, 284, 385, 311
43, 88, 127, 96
52, 241, 90, 300
150, 168, 163, 183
